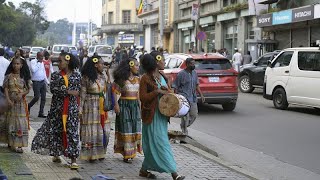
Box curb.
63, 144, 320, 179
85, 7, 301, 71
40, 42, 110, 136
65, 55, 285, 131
181, 143, 258, 180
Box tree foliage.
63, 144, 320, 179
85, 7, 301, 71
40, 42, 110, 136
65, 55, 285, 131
0, 0, 49, 47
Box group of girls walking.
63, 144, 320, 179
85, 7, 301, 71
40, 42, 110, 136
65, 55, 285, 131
0, 50, 185, 180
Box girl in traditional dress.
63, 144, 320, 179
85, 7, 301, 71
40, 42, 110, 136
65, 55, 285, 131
80, 55, 111, 161
31, 52, 81, 170
139, 53, 185, 180
113, 57, 142, 163
3, 57, 31, 153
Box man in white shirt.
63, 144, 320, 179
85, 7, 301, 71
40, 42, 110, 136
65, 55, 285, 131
28, 51, 48, 118
232, 48, 243, 72
0, 48, 10, 93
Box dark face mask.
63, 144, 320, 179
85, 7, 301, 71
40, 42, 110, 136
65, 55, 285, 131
189, 65, 195, 71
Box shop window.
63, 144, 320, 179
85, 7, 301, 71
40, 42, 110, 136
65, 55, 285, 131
298, 52, 320, 71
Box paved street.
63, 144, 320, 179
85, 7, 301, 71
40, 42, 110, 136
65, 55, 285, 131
171, 89, 320, 179
0, 91, 251, 180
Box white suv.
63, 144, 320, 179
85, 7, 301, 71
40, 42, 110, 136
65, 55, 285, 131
263, 47, 320, 110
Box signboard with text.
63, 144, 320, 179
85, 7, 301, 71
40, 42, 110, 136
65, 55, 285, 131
315, 4, 320, 19
257, 13, 272, 27
118, 34, 134, 44
292, 6, 314, 22
272, 10, 292, 25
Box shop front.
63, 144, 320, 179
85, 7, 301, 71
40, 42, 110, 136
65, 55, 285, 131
257, 5, 320, 51
177, 21, 195, 53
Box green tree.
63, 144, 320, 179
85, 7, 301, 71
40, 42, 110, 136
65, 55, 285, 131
18, 0, 49, 33
0, 1, 36, 46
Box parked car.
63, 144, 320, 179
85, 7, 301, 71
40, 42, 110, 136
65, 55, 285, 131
88, 45, 113, 64
21, 46, 31, 58
51, 44, 69, 63
164, 53, 238, 111
264, 47, 320, 110
29, 47, 44, 60
238, 51, 280, 93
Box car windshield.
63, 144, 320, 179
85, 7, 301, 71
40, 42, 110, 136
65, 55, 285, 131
195, 59, 232, 70
96, 46, 112, 54
53, 46, 69, 52
32, 48, 43, 52
69, 46, 77, 51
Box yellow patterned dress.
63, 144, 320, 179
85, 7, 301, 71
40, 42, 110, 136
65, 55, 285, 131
3, 74, 30, 148
113, 76, 142, 159
80, 74, 111, 160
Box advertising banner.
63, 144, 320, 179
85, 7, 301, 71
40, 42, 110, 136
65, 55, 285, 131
292, 6, 314, 22
272, 10, 292, 25
118, 34, 134, 44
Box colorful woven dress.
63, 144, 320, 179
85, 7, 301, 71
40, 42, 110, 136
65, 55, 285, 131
3, 74, 30, 149
113, 76, 142, 159
31, 71, 81, 159
80, 74, 111, 160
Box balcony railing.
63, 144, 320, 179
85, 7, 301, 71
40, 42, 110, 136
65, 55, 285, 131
101, 23, 143, 33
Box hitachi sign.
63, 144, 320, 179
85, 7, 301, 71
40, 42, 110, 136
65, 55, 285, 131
295, 11, 312, 18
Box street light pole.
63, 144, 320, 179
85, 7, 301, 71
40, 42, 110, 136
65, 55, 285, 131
194, 0, 201, 53
159, 0, 164, 47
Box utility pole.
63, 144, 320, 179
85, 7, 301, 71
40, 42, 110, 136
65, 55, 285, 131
159, 0, 164, 47
193, 0, 201, 53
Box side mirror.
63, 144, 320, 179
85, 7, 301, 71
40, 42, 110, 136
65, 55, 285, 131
267, 60, 272, 67
253, 60, 258, 66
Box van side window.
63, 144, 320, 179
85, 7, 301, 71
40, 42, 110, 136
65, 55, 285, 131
298, 52, 320, 71
273, 51, 293, 68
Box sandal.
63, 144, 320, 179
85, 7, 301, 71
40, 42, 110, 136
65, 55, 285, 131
123, 158, 132, 164
15, 147, 23, 153
174, 175, 185, 180
139, 170, 157, 179
52, 156, 62, 163
69, 163, 79, 170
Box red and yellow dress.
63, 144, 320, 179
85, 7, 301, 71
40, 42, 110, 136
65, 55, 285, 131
113, 76, 142, 159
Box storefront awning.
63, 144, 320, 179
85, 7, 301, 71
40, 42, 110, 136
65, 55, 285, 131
258, 0, 278, 5
199, 16, 215, 26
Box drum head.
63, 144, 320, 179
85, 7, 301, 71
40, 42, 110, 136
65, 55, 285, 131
159, 93, 180, 117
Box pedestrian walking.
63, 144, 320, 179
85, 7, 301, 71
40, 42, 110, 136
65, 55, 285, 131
43, 50, 54, 81
31, 53, 81, 170
3, 57, 31, 153
28, 51, 48, 118
0, 48, 10, 92
173, 58, 205, 136
113, 48, 121, 65
79, 49, 89, 70
79, 55, 111, 162
242, 51, 252, 65
112, 57, 142, 163
232, 48, 243, 72
139, 53, 185, 180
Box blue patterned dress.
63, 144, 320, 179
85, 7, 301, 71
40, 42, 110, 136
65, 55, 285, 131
141, 76, 177, 173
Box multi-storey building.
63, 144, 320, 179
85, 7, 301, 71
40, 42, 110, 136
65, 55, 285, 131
257, 0, 320, 53
97, 0, 144, 48
137, 0, 175, 53
175, 0, 253, 57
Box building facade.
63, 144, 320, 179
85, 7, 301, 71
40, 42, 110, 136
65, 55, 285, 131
175, 0, 258, 59
137, 0, 175, 53
98, 0, 144, 48
257, 1, 320, 54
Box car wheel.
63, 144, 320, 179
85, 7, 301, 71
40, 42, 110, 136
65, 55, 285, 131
239, 75, 254, 93
273, 88, 288, 110
222, 102, 236, 111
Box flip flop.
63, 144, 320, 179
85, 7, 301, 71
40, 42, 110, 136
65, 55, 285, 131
70, 163, 79, 170
174, 175, 185, 180
139, 170, 156, 179
52, 156, 62, 163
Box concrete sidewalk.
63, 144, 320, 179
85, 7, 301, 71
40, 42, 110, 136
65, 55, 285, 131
0, 94, 254, 180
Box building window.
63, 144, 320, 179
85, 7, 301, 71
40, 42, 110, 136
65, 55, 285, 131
247, 22, 254, 39
201, 2, 214, 14
152, 25, 158, 47
223, 0, 229, 7
108, 12, 113, 24
164, 0, 169, 26
181, 8, 191, 17
122, 10, 131, 24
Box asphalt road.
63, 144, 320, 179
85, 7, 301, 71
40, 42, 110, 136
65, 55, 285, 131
172, 89, 320, 175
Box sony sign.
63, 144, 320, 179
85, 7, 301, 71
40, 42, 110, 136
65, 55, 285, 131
257, 14, 272, 27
